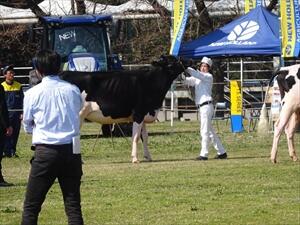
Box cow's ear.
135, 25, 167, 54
152, 55, 165, 67
180, 57, 194, 68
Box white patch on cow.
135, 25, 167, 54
270, 64, 300, 163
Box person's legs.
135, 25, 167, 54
21, 146, 57, 225
199, 105, 211, 158
59, 176, 83, 225
58, 149, 83, 225
205, 105, 226, 156
21, 172, 55, 225
209, 129, 226, 155
0, 134, 6, 182
11, 117, 21, 156
0, 133, 13, 186
3, 133, 13, 157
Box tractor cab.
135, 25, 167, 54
34, 14, 122, 72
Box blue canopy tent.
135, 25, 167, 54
178, 6, 280, 58
178, 6, 281, 132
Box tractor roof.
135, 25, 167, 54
41, 14, 112, 25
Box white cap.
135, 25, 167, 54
201, 57, 212, 67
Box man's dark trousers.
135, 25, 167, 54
0, 133, 5, 181
21, 144, 83, 225
4, 115, 21, 156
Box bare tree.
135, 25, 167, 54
75, 0, 86, 15
266, 0, 278, 11
88, 0, 127, 4
0, 0, 46, 16
0, 0, 43, 8
193, 0, 213, 33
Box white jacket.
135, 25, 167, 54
184, 67, 213, 106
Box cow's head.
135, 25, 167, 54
152, 55, 185, 76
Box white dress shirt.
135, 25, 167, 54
23, 76, 82, 145
184, 67, 213, 105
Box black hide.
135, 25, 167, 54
276, 68, 299, 99
60, 55, 185, 124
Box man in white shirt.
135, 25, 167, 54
21, 50, 84, 225
183, 57, 227, 160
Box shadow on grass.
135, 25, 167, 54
107, 155, 270, 164
81, 130, 197, 140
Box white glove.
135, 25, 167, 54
179, 72, 186, 81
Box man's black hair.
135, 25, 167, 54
35, 49, 61, 76
2, 65, 14, 75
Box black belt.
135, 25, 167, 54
34, 143, 72, 150
199, 101, 213, 107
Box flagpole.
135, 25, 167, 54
170, 1, 174, 127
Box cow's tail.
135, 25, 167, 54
257, 74, 277, 134
257, 102, 270, 134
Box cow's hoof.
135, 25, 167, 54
270, 158, 277, 164
291, 156, 298, 162
132, 158, 140, 163
144, 156, 152, 162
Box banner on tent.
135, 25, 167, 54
170, 0, 189, 56
245, 0, 263, 13
230, 80, 243, 132
280, 0, 300, 57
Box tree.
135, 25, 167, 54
0, 0, 46, 16
0, 0, 280, 67
75, 0, 86, 15
0, 0, 43, 8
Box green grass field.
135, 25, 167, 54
0, 120, 299, 225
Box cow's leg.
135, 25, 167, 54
270, 106, 294, 163
285, 113, 298, 161
79, 101, 93, 128
141, 123, 152, 162
131, 122, 143, 163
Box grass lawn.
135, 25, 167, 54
0, 120, 299, 225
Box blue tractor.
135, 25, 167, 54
36, 14, 122, 72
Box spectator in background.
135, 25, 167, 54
1, 65, 23, 157
182, 57, 227, 160
21, 50, 84, 225
0, 84, 13, 186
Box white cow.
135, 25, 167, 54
270, 64, 300, 163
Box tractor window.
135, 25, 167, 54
51, 25, 108, 68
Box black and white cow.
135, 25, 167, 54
270, 64, 300, 163
60, 55, 186, 163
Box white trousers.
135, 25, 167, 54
199, 104, 226, 157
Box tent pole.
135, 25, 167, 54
171, 85, 174, 127
240, 58, 243, 108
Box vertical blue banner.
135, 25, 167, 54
294, 0, 300, 57
280, 0, 300, 57
170, 0, 189, 56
